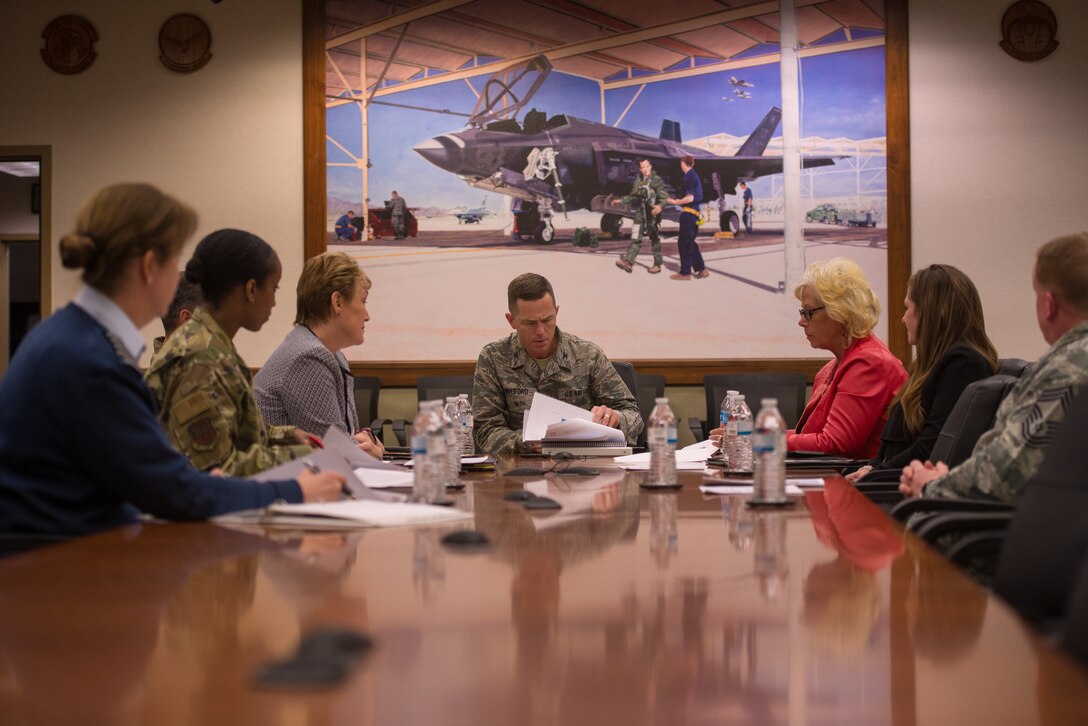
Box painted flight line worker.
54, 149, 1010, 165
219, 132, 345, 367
667, 154, 709, 280
146, 229, 320, 476
0, 183, 343, 536
472, 273, 643, 454
613, 158, 667, 274
334, 210, 356, 240
388, 191, 407, 239
740, 180, 754, 234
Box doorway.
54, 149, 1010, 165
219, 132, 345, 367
0, 147, 51, 376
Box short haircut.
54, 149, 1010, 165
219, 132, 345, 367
794, 257, 880, 340
739, 181, 747, 187
507, 272, 555, 314
295, 252, 371, 326
58, 183, 197, 295
184, 228, 279, 308
161, 273, 203, 336
682, 154, 695, 167
1036, 232, 1088, 314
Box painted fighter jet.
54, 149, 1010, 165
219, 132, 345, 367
730, 76, 755, 88
413, 56, 837, 243
452, 198, 493, 224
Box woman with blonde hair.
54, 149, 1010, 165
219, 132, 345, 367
789, 258, 907, 458
848, 264, 997, 481
255, 251, 384, 458
0, 183, 342, 535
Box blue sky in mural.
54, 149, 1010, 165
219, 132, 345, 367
328, 45, 886, 209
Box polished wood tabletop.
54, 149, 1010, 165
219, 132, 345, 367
2, 462, 1087, 725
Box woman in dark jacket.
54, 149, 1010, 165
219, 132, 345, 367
848, 264, 998, 481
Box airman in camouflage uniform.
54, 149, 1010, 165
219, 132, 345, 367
615, 159, 669, 274
473, 273, 642, 455
145, 307, 311, 475
922, 321, 1088, 503
473, 329, 642, 454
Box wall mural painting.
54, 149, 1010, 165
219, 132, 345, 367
324, 0, 889, 363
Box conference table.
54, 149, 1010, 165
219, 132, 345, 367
2, 460, 1087, 725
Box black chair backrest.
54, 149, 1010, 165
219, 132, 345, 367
352, 375, 382, 427
417, 375, 474, 406
1060, 552, 1088, 669
929, 374, 1019, 467
994, 387, 1088, 637
997, 358, 1032, 378
634, 372, 665, 448
703, 373, 807, 429
610, 361, 638, 406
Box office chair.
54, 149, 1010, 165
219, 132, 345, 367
1060, 554, 1088, 669
990, 387, 1088, 635
687, 372, 807, 441
855, 374, 1021, 491
352, 375, 395, 446
996, 358, 1032, 378
610, 361, 640, 445
416, 375, 474, 405
634, 372, 666, 449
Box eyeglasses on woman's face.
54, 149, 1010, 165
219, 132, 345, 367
798, 306, 826, 321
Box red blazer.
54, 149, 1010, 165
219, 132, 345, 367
787, 334, 907, 458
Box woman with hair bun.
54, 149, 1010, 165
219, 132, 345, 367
0, 184, 343, 536
146, 229, 319, 476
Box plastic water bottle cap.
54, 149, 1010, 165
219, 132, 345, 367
761, 398, 777, 406
655, 397, 668, 404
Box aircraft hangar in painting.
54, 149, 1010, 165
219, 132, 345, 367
321, 0, 890, 362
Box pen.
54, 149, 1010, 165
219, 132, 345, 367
304, 460, 357, 500
307, 434, 325, 449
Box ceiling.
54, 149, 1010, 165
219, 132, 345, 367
324, 0, 885, 102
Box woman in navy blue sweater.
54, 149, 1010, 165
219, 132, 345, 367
0, 183, 343, 535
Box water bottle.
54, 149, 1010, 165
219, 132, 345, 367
411, 400, 447, 503
646, 397, 678, 487
730, 394, 753, 472
752, 398, 787, 502
458, 393, 475, 455
718, 389, 739, 463
443, 397, 461, 486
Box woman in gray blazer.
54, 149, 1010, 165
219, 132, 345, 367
255, 252, 384, 458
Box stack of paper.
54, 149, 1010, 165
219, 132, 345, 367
613, 440, 717, 471
522, 392, 624, 443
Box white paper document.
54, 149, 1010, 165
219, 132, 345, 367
321, 425, 402, 470
614, 440, 718, 469
248, 448, 385, 500
522, 392, 623, 443
266, 500, 472, 528
699, 484, 805, 496
353, 467, 416, 489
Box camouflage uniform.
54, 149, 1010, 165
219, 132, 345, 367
389, 194, 407, 239
145, 307, 310, 475
621, 172, 669, 267
472, 328, 643, 454
926, 321, 1088, 503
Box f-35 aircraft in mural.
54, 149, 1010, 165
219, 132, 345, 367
413, 56, 838, 243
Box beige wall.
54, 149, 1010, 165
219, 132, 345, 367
908, 0, 1088, 361
4, 0, 1087, 423
0, 0, 305, 366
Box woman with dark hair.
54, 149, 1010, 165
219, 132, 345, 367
0, 185, 342, 536
146, 229, 319, 476
847, 264, 998, 481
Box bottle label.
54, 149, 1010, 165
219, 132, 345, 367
410, 435, 426, 455
429, 436, 447, 455
719, 411, 730, 427
726, 421, 738, 436
738, 421, 753, 436
667, 425, 677, 446
648, 428, 666, 445
752, 431, 774, 453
